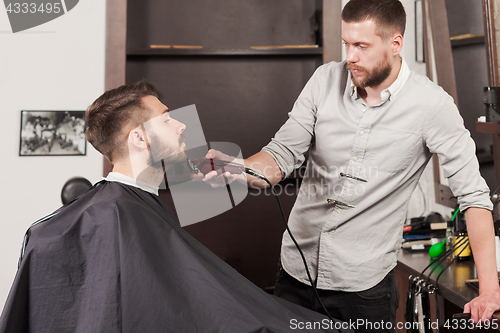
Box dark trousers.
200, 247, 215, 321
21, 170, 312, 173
274, 264, 399, 333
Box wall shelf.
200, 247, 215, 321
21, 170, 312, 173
476, 121, 500, 134
450, 35, 485, 48
127, 47, 323, 57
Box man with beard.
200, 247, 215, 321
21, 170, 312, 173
0, 80, 352, 333
204, 0, 500, 329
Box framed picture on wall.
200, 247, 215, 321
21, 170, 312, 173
19, 110, 86, 156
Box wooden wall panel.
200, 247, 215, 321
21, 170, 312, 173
103, 0, 127, 176
323, 0, 342, 63
104, 0, 337, 288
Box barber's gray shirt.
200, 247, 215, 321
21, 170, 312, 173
262, 59, 492, 292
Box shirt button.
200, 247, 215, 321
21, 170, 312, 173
347, 184, 352, 188
359, 131, 364, 136
361, 108, 366, 112
353, 157, 358, 162
336, 209, 341, 213
324, 231, 329, 236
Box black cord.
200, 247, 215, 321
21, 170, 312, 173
424, 237, 468, 286
407, 235, 467, 333
404, 203, 469, 333
418, 236, 463, 282
434, 239, 469, 286
417, 208, 462, 283
434, 239, 470, 333
418, 237, 469, 333
245, 168, 336, 322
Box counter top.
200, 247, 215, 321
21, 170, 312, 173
397, 249, 500, 320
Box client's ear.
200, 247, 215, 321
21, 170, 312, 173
127, 127, 149, 151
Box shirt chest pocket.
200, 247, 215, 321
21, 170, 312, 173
365, 129, 420, 174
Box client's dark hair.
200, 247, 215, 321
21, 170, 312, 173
85, 79, 161, 162
341, 0, 406, 40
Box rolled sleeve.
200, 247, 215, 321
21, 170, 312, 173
424, 93, 493, 212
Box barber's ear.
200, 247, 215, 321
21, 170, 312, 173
392, 35, 403, 55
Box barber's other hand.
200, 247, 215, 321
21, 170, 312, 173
464, 288, 500, 323
201, 149, 246, 188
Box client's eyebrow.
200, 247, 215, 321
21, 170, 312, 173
160, 109, 169, 119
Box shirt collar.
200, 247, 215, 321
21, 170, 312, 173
349, 56, 410, 102
103, 172, 159, 196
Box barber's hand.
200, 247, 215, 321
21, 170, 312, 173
201, 149, 246, 188
190, 171, 205, 181
464, 288, 500, 323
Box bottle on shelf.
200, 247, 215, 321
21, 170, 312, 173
453, 210, 471, 262
446, 219, 455, 262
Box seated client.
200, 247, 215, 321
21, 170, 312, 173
0, 80, 350, 333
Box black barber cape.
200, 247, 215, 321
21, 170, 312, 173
0, 181, 350, 333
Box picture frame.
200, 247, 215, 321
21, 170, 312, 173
19, 110, 86, 156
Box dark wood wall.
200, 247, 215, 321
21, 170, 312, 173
116, 0, 341, 288
104, 0, 341, 289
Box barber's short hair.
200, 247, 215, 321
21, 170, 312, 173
341, 0, 406, 40
85, 79, 160, 162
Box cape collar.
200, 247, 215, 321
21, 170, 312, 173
103, 172, 159, 196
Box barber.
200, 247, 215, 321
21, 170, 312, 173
204, 0, 500, 330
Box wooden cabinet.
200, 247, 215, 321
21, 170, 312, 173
106, 0, 341, 289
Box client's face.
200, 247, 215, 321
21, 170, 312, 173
141, 96, 187, 168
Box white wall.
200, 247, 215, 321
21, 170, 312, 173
340, 0, 452, 220
0, 1, 106, 312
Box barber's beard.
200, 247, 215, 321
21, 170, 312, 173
347, 55, 392, 89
